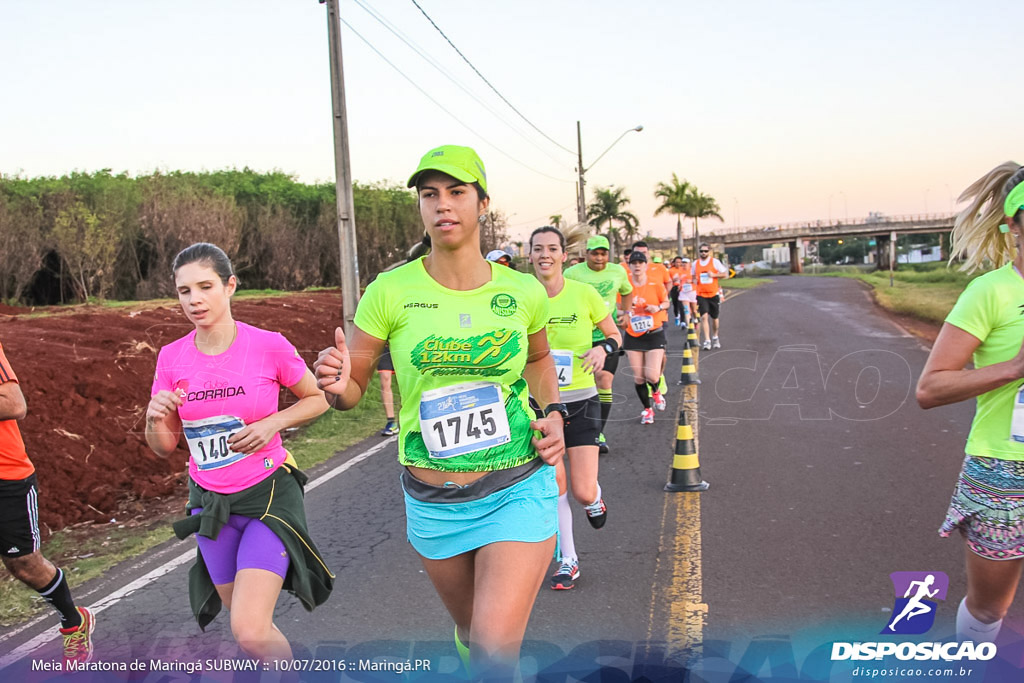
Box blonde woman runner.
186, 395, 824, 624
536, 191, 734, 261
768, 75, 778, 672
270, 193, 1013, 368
917, 162, 1024, 642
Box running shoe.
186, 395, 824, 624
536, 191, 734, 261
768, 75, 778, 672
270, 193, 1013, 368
597, 432, 609, 455
61, 607, 95, 667
583, 498, 607, 529
652, 391, 666, 411
712, 337, 721, 349
640, 407, 655, 425
381, 420, 399, 436
702, 340, 712, 350
550, 558, 580, 590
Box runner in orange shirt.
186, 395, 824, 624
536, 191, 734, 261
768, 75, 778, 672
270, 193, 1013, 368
694, 242, 729, 349
0, 342, 95, 666
628, 241, 673, 395
622, 252, 670, 424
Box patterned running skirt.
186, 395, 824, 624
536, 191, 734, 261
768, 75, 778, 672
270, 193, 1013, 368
939, 455, 1024, 560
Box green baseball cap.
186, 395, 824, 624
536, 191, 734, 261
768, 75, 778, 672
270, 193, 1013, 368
407, 145, 487, 194
586, 235, 610, 251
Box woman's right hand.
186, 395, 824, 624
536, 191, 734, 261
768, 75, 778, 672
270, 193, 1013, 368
314, 326, 351, 397
146, 390, 182, 424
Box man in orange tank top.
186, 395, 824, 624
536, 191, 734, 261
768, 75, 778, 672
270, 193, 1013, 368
0, 342, 95, 665
693, 243, 729, 349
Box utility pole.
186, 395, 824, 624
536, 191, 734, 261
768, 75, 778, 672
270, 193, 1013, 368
324, 0, 360, 339
576, 121, 586, 227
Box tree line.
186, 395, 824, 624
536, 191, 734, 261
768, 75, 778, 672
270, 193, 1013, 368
584, 174, 722, 258
0, 169, 509, 306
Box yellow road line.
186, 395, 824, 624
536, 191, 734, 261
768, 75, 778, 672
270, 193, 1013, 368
646, 380, 707, 657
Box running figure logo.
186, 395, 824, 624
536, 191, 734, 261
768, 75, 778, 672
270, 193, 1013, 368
882, 571, 948, 635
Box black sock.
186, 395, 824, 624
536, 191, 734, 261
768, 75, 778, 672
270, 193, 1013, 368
38, 568, 81, 629
649, 381, 660, 396
634, 383, 651, 409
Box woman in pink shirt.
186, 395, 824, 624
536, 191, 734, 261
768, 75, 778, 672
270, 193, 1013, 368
145, 243, 329, 665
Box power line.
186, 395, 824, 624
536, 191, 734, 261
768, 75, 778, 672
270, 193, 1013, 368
352, 0, 567, 168
340, 18, 574, 184
408, 0, 576, 156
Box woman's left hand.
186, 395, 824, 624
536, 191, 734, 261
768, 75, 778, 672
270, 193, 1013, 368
645, 304, 660, 313
530, 413, 565, 466
228, 419, 280, 455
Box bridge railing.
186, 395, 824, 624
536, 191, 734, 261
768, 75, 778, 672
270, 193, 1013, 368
704, 213, 957, 238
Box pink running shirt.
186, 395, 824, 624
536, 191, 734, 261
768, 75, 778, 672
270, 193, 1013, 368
152, 322, 308, 493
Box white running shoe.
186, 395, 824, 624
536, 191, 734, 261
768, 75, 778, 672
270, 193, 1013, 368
712, 337, 721, 349
653, 391, 666, 411
702, 340, 712, 350
640, 407, 655, 425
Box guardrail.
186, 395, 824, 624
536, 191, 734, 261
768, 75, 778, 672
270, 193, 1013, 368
704, 213, 956, 238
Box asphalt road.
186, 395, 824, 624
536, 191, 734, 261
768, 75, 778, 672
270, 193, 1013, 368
3, 274, 1022, 681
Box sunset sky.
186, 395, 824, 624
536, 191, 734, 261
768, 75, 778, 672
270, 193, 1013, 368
2, 0, 1018, 242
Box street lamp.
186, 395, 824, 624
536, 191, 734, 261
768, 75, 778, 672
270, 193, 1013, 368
576, 122, 644, 225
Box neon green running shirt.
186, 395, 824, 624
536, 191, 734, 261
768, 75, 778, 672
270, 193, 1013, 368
355, 257, 549, 472
564, 261, 633, 342
543, 279, 609, 402
945, 263, 1024, 461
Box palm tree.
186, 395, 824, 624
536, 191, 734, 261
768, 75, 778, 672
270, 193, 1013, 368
586, 186, 638, 259
682, 189, 724, 257
653, 173, 692, 258
549, 214, 562, 229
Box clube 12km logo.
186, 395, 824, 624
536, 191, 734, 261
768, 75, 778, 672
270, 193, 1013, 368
831, 572, 997, 663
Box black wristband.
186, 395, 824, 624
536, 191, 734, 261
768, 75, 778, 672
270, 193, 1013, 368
601, 337, 619, 355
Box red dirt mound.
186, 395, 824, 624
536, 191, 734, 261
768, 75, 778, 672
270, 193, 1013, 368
0, 292, 342, 534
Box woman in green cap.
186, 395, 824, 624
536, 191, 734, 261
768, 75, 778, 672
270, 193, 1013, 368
917, 161, 1024, 643
313, 145, 565, 678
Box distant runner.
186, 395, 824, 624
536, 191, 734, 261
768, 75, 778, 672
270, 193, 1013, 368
694, 243, 728, 349
529, 226, 621, 590
564, 236, 634, 455
623, 251, 670, 424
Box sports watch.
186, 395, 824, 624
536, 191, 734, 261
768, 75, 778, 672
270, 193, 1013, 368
543, 402, 569, 420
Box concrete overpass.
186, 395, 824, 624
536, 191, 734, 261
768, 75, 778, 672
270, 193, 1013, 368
702, 213, 955, 273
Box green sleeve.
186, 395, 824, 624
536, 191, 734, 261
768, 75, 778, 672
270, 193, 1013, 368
945, 278, 992, 342
618, 270, 634, 296
353, 276, 391, 341
525, 277, 549, 335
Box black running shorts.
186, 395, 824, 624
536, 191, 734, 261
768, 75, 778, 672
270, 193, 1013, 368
623, 327, 668, 352
697, 295, 721, 319
564, 396, 602, 449
0, 474, 40, 558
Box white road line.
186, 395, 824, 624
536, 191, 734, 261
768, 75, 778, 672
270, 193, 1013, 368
0, 436, 396, 669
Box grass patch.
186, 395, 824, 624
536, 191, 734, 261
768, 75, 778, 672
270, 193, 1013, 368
0, 375, 396, 627
722, 277, 772, 290
804, 263, 983, 323
0, 521, 174, 627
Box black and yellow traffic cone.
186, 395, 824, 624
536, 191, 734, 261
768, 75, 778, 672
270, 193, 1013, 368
665, 410, 709, 492
685, 319, 699, 349
678, 346, 700, 385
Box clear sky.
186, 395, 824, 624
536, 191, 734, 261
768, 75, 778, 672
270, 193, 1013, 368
2, 0, 1019, 242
